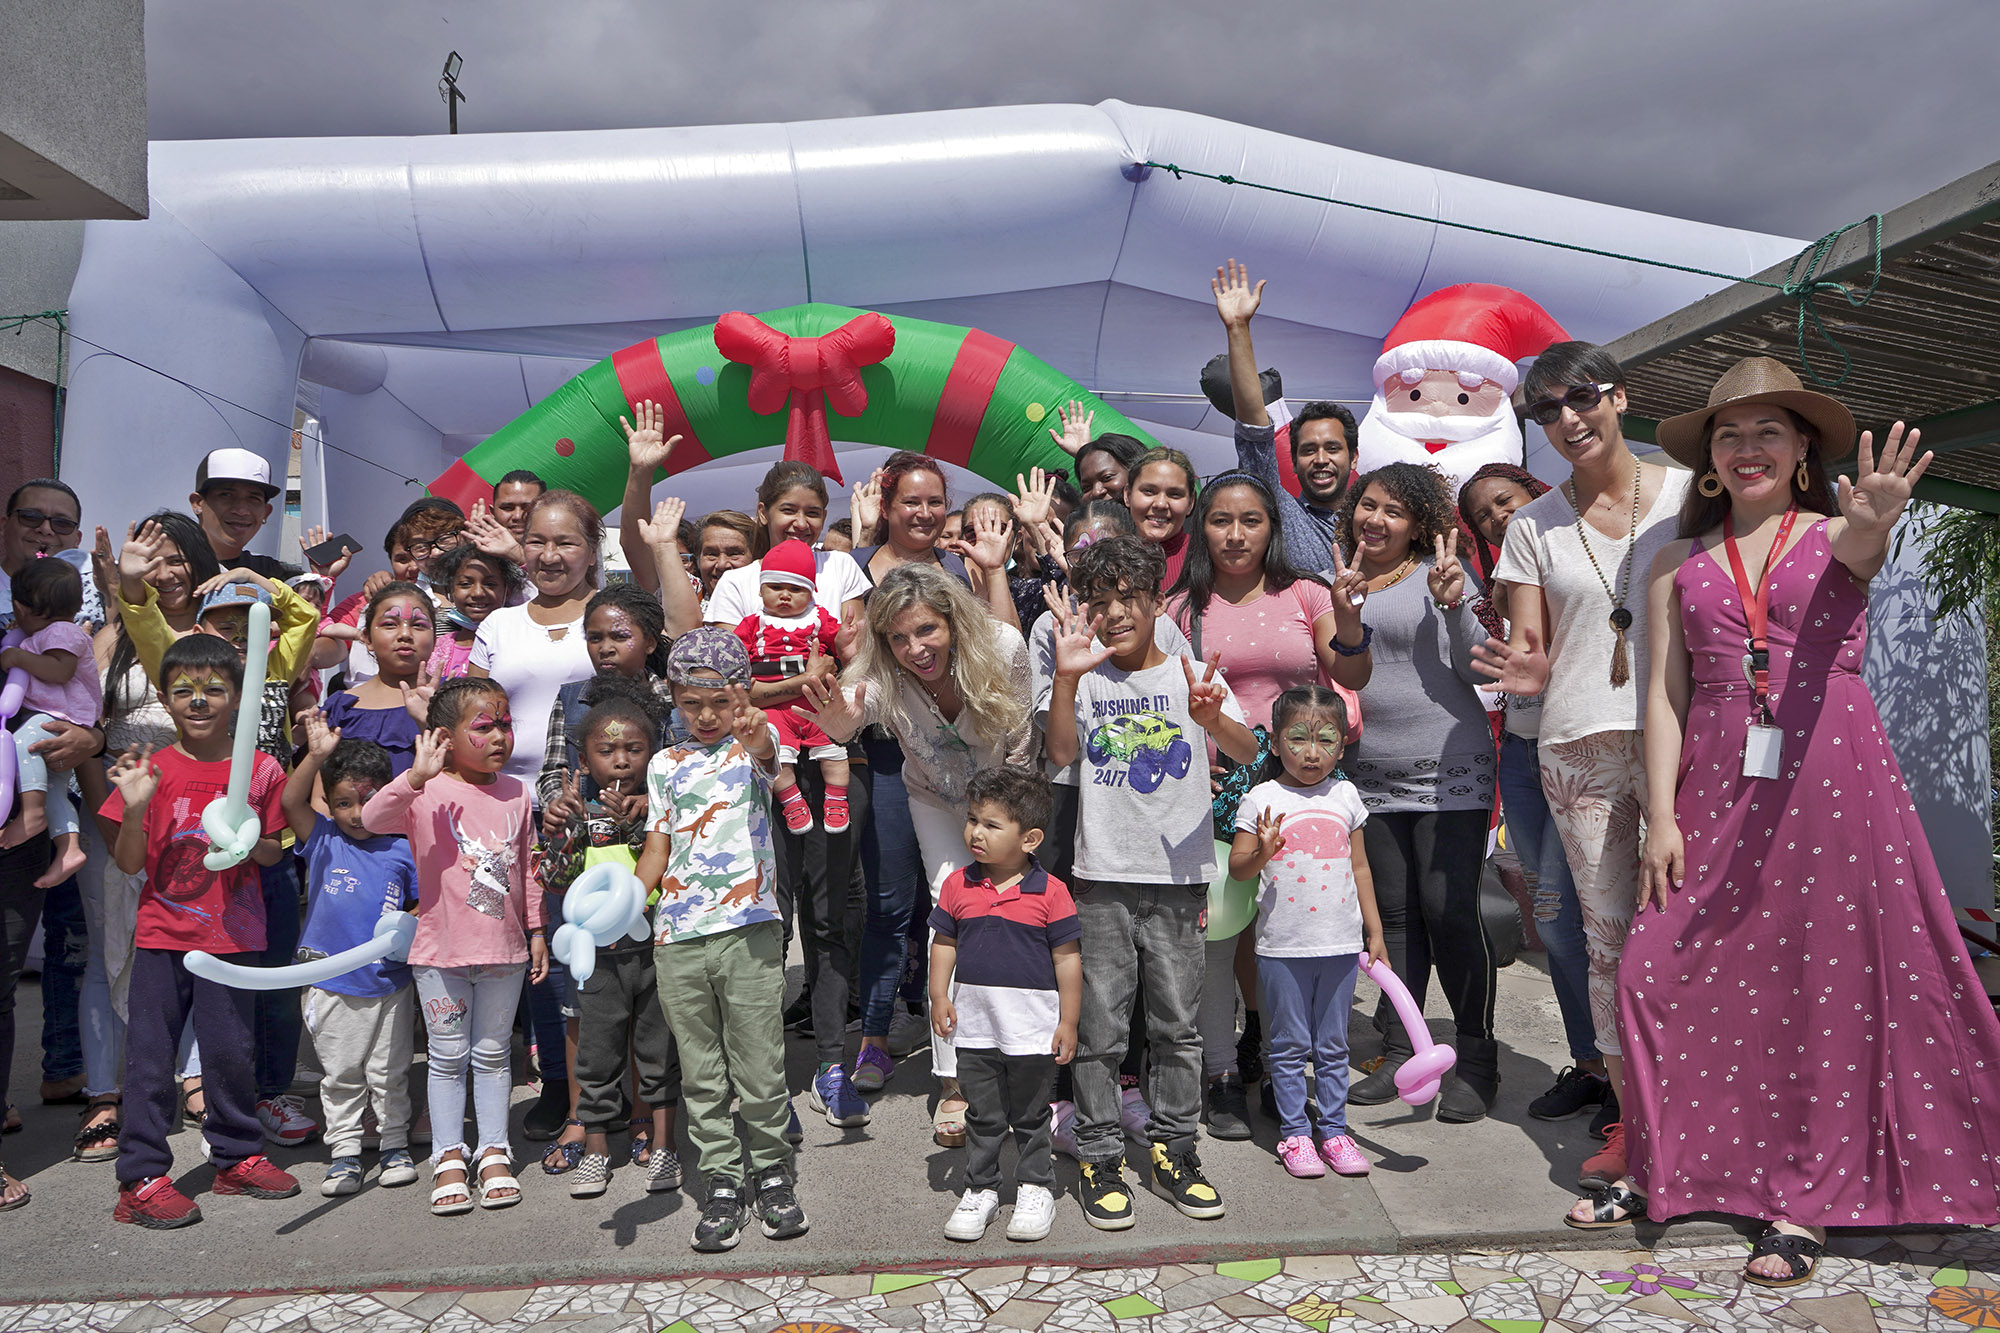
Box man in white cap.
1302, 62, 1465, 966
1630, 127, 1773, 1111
190, 448, 298, 581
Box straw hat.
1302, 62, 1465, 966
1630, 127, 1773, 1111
1654, 356, 1856, 470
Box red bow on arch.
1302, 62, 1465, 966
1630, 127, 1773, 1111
713, 310, 896, 484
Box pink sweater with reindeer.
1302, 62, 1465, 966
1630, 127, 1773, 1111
362, 770, 544, 968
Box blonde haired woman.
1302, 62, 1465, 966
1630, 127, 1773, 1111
794, 562, 1034, 1143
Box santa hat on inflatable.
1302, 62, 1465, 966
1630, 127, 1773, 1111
1372, 284, 1568, 396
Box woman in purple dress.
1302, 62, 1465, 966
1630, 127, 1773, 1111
1574, 356, 2000, 1288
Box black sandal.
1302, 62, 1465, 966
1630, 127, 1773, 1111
2, 1104, 19, 1135
180, 1080, 206, 1131
540, 1120, 585, 1175
628, 1117, 652, 1167
0, 1163, 26, 1212
1564, 1182, 1647, 1230
1743, 1227, 1823, 1289
74, 1096, 122, 1163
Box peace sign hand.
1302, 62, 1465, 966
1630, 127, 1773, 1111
1427, 531, 1466, 606
1182, 653, 1230, 730
1838, 421, 1931, 538
620, 400, 681, 474
1049, 400, 1094, 457
1329, 544, 1368, 632
399, 659, 439, 725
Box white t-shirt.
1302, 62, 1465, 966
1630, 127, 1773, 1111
1235, 776, 1369, 958
469, 602, 592, 784
1491, 470, 1689, 747
705, 550, 869, 625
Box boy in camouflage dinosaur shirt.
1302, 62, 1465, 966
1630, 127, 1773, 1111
634, 628, 803, 1255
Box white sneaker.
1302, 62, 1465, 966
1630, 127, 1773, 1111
1006, 1183, 1056, 1241
1119, 1086, 1152, 1141
258, 1095, 319, 1147
1050, 1100, 1079, 1159
887, 1007, 930, 1058
944, 1187, 1000, 1241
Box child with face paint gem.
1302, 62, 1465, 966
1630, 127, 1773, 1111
322, 582, 439, 777
535, 679, 682, 1198
1228, 686, 1385, 1181
362, 677, 547, 1215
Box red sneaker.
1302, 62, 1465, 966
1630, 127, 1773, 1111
822, 791, 850, 833
1578, 1122, 1628, 1192
213, 1154, 301, 1199
777, 787, 815, 834
114, 1176, 202, 1229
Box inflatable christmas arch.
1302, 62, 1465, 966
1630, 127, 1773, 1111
427, 303, 1161, 514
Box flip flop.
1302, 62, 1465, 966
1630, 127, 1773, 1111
1743, 1227, 1823, 1289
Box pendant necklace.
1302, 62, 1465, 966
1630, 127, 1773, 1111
1563, 463, 1643, 687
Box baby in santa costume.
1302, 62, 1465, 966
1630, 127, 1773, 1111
734, 538, 850, 834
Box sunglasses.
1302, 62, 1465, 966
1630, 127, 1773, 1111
1525, 382, 1618, 427
11, 508, 79, 536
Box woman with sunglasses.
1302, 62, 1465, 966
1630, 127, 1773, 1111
1472, 342, 1688, 1197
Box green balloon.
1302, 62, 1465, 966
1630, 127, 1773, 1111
1207, 841, 1259, 941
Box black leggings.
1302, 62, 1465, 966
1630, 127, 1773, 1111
1364, 808, 1495, 1044
0, 835, 52, 1117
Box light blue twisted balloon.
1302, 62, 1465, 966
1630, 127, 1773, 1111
186, 910, 418, 991
549, 862, 650, 982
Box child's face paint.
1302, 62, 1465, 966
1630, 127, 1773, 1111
199, 607, 252, 651
367, 594, 436, 673
1276, 711, 1345, 785
161, 670, 238, 738
449, 699, 515, 774
586, 718, 653, 792
585, 607, 651, 677
326, 776, 378, 839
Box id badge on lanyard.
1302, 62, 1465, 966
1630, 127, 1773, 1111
1723, 508, 1796, 780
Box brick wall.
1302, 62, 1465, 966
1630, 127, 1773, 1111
0, 364, 56, 486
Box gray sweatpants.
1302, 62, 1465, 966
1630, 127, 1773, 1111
958, 1047, 1056, 1191
304, 984, 414, 1158
575, 945, 680, 1130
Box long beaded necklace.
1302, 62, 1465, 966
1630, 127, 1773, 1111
1562, 463, 1643, 687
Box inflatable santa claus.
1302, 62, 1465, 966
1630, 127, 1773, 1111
1354, 284, 1568, 496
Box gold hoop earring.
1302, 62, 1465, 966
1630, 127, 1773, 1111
1698, 471, 1724, 497
1796, 460, 1811, 490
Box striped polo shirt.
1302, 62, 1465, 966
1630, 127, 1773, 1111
929, 859, 1081, 1057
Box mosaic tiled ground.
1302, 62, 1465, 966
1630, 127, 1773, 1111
4, 1229, 1995, 1333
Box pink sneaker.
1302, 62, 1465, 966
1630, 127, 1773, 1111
1276, 1135, 1326, 1178
1318, 1134, 1370, 1176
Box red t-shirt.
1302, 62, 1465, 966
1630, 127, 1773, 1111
100, 746, 287, 954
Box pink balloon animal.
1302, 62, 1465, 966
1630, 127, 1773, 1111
1360, 956, 1458, 1104
0, 666, 27, 820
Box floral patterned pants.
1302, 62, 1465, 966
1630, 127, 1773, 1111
1537, 730, 1647, 1057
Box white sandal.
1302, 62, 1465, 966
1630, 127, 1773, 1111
430, 1160, 473, 1216
474, 1148, 521, 1210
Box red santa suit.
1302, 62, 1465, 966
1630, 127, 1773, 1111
734, 539, 843, 763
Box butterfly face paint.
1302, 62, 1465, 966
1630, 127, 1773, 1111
448, 697, 515, 778
1276, 714, 1345, 786
368, 595, 437, 676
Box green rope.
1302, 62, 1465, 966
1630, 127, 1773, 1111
1140, 161, 1883, 388
0, 308, 69, 465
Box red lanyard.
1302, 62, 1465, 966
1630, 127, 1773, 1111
1721, 507, 1797, 719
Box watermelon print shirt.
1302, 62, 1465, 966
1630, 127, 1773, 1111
645, 724, 783, 945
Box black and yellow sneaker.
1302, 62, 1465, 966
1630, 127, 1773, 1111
1078, 1154, 1135, 1231
1149, 1143, 1225, 1220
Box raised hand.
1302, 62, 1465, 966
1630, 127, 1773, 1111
620, 400, 682, 475
91, 524, 117, 606
1254, 807, 1286, 862
463, 501, 521, 561
399, 659, 439, 725
1427, 531, 1466, 606
1183, 653, 1230, 729
1048, 400, 1094, 457
1036, 517, 1069, 572
1013, 467, 1057, 531
849, 470, 884, 546
833, 603, 867, 663
408, 727, 450, 787
1048, 589, 1114, 679
1838, 421, 1931, 538
789, 673, 866, 742
107, 744, 159, 809
1211, 257, 1265, 328
300, 524, 355, 580
960, 505, 1016, 572
1470, 624, 1551, 695
725, 683, 774, 750
637, 496, 687, 550
300, 709, 342, 761
543, 769, 585, 834
1329, 544, 1368, 630
118, 519, 170, 584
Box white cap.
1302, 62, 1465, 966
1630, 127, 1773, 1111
195, 447, 280, 500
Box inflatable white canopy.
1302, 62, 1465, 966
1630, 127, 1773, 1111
62, 99, 1800, 566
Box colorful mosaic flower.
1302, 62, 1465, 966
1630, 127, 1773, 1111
1931, 1286, 2000, 1328
1599, 1262, 1703, 1296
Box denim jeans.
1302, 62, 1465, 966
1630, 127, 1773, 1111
858, 743, 922, 1038
1071, 878, 1206, 1160
1259, 952, 1359, 1140
254, 857, 305, 1099
1498, 732, 1598, 1064
414, 962, 525, 1165
37, 870, 85, 1084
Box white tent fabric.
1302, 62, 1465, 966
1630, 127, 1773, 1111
61, 100, 1801, 565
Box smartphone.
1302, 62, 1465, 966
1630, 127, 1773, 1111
303, 533, 361, 569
